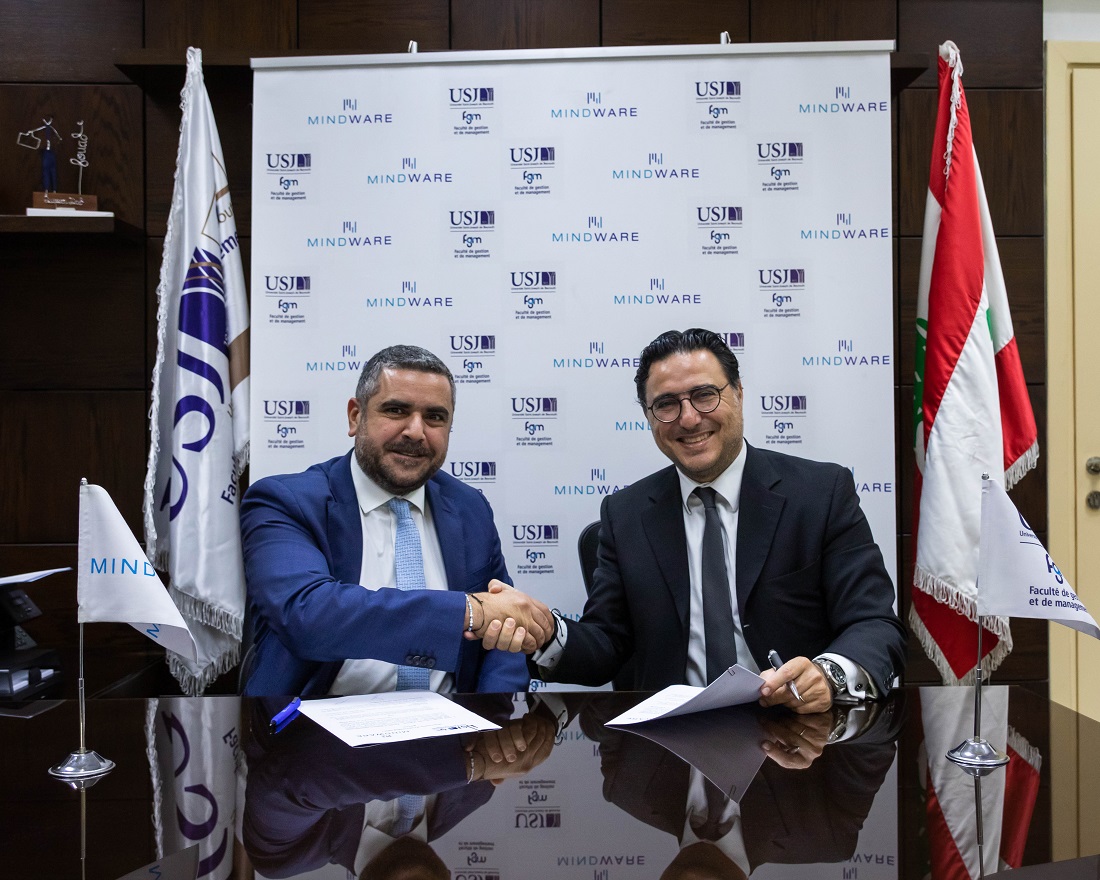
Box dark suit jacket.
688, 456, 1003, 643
542, 444, 906, 692
241, 451, 528, 695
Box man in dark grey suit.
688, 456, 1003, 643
524, 328, 906, 712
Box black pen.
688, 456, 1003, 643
270, 696, 301, 733
767, 650, 802, 702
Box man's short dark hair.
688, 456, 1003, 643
355, 344, 456, 406
634, 328, 741, 405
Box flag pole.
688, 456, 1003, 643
946, 476, 1010, 772
48, 479, 115, 785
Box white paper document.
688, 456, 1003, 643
297, 691, 501, 747
607, 664, 765, 725
0, 567, 71, 586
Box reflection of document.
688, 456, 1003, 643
297, 692, 501, 747
607, 664, 764, 725
621, 706, 768, 802
0, 567, 71, 585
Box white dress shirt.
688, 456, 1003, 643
329, 457, 454, 695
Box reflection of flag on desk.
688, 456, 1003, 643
911, 40, 1038, 685
78, 482, 196, 660
144, 46, 250, 695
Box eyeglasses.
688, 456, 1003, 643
646, 383, 730, 423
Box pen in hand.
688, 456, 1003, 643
767, 650, 803, 703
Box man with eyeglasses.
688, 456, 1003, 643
519, 328, 906, 713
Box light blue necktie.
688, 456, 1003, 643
388, 497, 431, 691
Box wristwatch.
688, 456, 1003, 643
813, 657, 847, 698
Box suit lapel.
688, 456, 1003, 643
641, 468, 690, 631
735, 446, 785, 618
426, 477, 465, 592
327, 452, 364, 584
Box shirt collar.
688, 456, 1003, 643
348, 453, 428, 515
676, 441, 746, 514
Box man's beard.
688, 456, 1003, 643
354, 435, 442, 495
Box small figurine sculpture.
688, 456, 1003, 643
17, 116, 63, 193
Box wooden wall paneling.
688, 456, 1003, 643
0, 84, 143, 227
299, 0, 449, 54
451, 0, 600, 50
0, 236, 145, 390
144, 0, 296, 53
0, 0, 142, 83
897, 237, 1046, 384
749, 0, 896, 42
0, 392, 147, 544
898, 0, 1042, 89
898, 88, 1044, 237
143, 68, 253, 237
601, 0, 749, 46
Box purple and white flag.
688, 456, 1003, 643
144, 47, 250, 694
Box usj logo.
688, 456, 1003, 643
450, 210, 495, 229
510, 270, 556, 290
800, 211, 889, 241
760, 395, 807, 416
511, 397, 558, 418
510, 270, 556, 320
758, 268, 805, 288
449, 461, 497, 484
760, 395, 807, 447
800, 85, 888, 115
756, 142, 804, 164
262, 399, 310, 421
511, 524, 559, 545
307, 97, 393, 126
509, 146, 556, 166
716, 331, 745, 352
697, 206, 743, 227
450, 87, 494, 130
448, 335, 495, 384
694, 80, 741, 101
263, 274, 310, 325
802, 338, 891, 367
449, 335, 496, 355
759, 268, 805, 317
265, 153, 312, 174
264, 275, 311, 295
449, 87, 495, 106
514, 809, 561, 828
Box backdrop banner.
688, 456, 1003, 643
250, 42, 896, 692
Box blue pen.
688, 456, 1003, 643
270, 697, 301, 732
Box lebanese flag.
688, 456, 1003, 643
911, 41, 1038, 684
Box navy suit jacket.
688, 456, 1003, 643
542, 444, 906, 693
240, 451, 528, 695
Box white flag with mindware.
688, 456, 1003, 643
978, 477, 1100, 639
78, 483, 197, 660
144, 46, 250, 694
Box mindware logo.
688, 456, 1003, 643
611, 150, 700, 181
612, 276, 703, 307
848, 466, 894, 493
799, 85, 888, 115
365, 156, 454, 185
305, 343, 364, 374
550, 89, 638, 120
551, 214, 639, 245
364, 279, 454, 310
801, 338, 891, 367
306, 219, 392, 249
306, 97, 393, 126
800, 211, 889, 241
552, 340, 640, 369
553, 466, 630, 496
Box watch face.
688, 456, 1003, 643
818, 659, 846, 689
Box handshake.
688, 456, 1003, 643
462, 579, 555, 654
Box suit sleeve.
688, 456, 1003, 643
817, 467, 907, 695
241, 475, 467, 670
535, 494, 635, 687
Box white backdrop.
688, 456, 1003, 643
250, 41, 897, 667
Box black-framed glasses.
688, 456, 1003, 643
646, 383, 730, 423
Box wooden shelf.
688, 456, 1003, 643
891, 52, 931, 91
0, 214, 142, 238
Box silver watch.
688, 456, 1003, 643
813, 657, 847, 697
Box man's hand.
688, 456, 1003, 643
758, 655, 832, 714
463, 580, 552, 653
759, 710, 833, 770
466, 712, 555, 784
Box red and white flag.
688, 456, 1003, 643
911, 41, 1038, 684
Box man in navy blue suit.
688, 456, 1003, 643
240, 344, 552, 696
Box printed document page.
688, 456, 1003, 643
607, 665, 764, 725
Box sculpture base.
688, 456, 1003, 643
32, 191, 98, 211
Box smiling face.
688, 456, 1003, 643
643, 349, 744, 484
347, 367, 453, 495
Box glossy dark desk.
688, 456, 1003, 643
2, 685, 1098, 880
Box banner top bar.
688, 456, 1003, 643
250, 40, 895, 71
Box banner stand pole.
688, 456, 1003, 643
947, 473, 1010, 774
48, 479, 115, 787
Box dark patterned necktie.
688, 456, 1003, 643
695, 487, 737, 683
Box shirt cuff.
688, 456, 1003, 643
816, 652, 878, 701
532, 612, 568, 672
